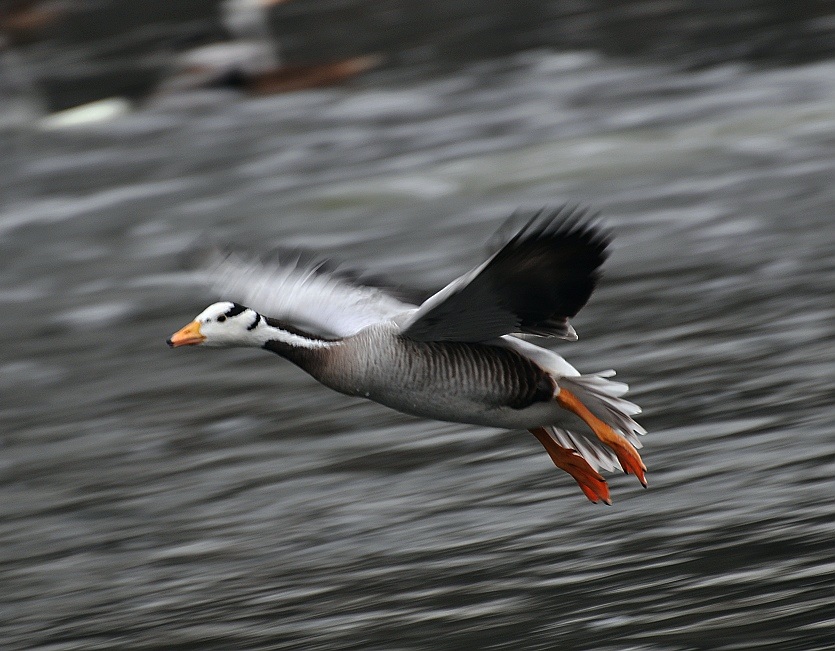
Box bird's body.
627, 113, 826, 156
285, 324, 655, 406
267, 321, 564, 428
168, 206, 647, 503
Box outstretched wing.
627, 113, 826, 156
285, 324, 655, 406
205, 249, 417, 337
398, 205, 610, 342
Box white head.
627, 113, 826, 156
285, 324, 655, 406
167, 301, 264, 348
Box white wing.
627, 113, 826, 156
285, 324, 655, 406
206, 249, 417, 337
398, 205, 609, 342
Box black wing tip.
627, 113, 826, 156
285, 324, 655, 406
498, 203, 611, 256
497, 204, 612, 275
540, 204, 611, 253
486, 202, 614, 329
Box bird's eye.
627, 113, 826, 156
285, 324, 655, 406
217, 315, 226, 323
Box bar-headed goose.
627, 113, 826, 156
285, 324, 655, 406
168, 205, 646, 504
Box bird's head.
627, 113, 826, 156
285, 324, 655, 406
167, 301, 262, 348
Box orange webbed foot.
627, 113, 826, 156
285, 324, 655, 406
607, 438, 648, 487
555, 388, 648, 487
558, 447, 613, 505
530, 428, 612, 505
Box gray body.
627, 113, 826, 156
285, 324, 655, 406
268, 322, 580, 430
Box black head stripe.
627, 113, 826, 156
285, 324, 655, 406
246, 312, 261, 331
224, 303, 248, 319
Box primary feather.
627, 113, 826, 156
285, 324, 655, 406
398, 205, 609, 342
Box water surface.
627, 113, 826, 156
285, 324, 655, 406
1, 8, 834, 650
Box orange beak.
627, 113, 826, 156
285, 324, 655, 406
167, 321, 206, 347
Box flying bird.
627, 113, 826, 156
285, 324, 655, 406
168, 205, 646, 503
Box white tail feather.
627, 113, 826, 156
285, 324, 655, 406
560, 371, 646, 449
544, 426, 623, 473
543, 370, 646, 473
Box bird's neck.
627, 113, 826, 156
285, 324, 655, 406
258, 316, 341, 368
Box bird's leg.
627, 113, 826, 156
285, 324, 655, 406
555, 388, 647, 486
529, 427, 611, 505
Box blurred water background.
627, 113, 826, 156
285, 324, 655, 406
1, 1, 834, 649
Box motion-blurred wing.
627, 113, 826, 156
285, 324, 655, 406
206, 249, 416, 337
399, 205, 610, 342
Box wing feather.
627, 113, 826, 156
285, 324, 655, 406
399, 205, 610, 342
205, 249, 416, 337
